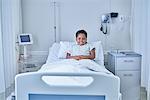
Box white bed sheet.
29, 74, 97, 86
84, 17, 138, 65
39, 59, 112, 87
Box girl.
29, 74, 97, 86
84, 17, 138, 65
66, 30, 95, 60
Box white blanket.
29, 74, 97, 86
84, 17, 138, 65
39, 59, 111, 87
39, 59, 110, 73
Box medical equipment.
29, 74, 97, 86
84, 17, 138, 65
100, 12, 118, 34
16, 71, 120, 100
18, 34, 33, 45
18, 33, 33, 58
107, 52, 141, 100
110, 12, 118, 18
15, 42, 121, 100
100, 14, 110, 34
101, 14, 110, 23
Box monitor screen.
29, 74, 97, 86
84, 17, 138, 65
18, 34, 33, 45
20, 35, 30, 42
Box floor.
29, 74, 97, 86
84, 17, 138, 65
0, 93, 5, 100
141, 87, 147, 100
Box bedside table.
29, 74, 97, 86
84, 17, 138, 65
18, 55, 46, 73
107, 51, 141, 100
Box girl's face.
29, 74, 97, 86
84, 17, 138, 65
76, 33, 87, 46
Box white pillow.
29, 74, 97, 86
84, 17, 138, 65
92, 41, 104, 65
46, 43, 60, 63
48, 41, 104, 65
58, 41, 75, 58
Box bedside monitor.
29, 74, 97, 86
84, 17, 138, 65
18, 34, 33, 45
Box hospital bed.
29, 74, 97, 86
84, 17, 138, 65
15, 42, 121, 100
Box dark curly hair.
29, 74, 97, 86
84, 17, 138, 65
76, 30, 87, 38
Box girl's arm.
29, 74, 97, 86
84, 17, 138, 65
79, 49, 95, 60
66, 48, 95, 60
66, 53, 81, 60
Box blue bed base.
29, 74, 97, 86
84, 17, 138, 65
29, 94, 105, 100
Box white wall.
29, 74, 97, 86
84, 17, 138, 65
0, 29, 5, 97
56, 0, 131, 47
0, 0, 5, 94
1, 0, 20, 96
21, 0, 132, 55
131, 0, 148, 88
12, 0, 22, 74
21, 0, 55, 52
147, 0, 150, 98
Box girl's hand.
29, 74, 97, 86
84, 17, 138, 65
66, 53, 71, 59
66, 54, 81, 60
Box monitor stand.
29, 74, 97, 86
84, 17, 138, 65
24, 45, 28, 59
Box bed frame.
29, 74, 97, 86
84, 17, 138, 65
15, 72, 121, 100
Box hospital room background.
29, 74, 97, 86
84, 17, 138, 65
0, 0, 150, 100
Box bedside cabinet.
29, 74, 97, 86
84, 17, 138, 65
18, 55, 46, 73
107, 51, 141, 100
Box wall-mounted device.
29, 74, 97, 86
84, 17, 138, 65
100, 12, 118, 34
100, 13, 110, 34
101, 14, 110, 23
18, 33, 33, 58
110, 12, 118, 18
